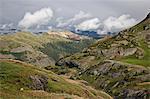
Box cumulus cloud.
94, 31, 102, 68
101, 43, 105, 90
103, 14, 137, 33
0, 23, 14, 29
75, 14, 137, 35
75, 18, 101, 31
18, 8, 53, 29
56, 11, 92, 28
16, 7, 137, 35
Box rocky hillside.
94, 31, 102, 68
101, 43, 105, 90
56, 13, 150, 98
0, 31, 95, 67
0, 13, 149, 99
0, 59, 112, 99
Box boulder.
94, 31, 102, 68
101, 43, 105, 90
123, 48, 137, 56
29, 75, 48, 90
65, 61, 79, 68
146, 33, 150, 42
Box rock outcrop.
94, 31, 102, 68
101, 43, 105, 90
56, 13, 150, 98
79, 60, 150, 98
29, 75, 48, 90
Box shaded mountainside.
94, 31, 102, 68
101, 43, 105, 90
56, 13, 150, 98
0, 31, 95, 67
0, 59, 112, 99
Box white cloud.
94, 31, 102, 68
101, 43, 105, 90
75, 14, 137, 35
75, 15, 137, 34
75, 18, 101, 31
18, 8, 53, 29
16, 7, 137, 36
73, 11, 92, 21
56, 11, 92, 28
103, 14, 137, 32
97, 30, 108, 35
0, 23, 14, 29
0, 24, 7, 29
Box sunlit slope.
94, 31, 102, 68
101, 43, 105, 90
0, 32, 95, 67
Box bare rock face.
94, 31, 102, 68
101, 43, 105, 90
80, 60, 150, 99
0, 53, 15, 59
29, 75, 48, 91
56, 60, 79, 68
100, 47, 137, 59
119, 89, 148, 99
123, 48, 137, 56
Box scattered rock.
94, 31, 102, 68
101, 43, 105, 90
143, 26, 149, 30
56, 60, 79, 68
146, 33, 150, 42
29, 75, 48, 90
123, 48, 137, 56
135, 48, 144, 59
65, 61, 79, 68
117, 40, 129, 45
118, 89, 149, 99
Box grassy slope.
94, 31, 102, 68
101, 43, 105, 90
93, 17, 150, 67
0, 32, 95, 63
0, 59, 112, 99
40, 39, 95, 61
117, 17, 150, 67
120, 40, 150, 67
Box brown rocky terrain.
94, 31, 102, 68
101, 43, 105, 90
56, 13, 150, 99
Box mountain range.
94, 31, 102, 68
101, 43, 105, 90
0, 31, 95, 67
0, 13, 150, 99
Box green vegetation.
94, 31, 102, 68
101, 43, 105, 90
0, 13, 149, 99
0, 60, 112, 99
45, 65, 70, 75
120, 57, 150, 67
0, 51, 26, 60
119, 38, 150, 67
0, 32, 95, 66
40, 39, 95, 61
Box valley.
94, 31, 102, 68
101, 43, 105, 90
0, 13, 150, 99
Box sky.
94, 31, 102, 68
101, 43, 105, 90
0, 0, 150, 33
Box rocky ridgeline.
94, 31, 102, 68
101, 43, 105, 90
56, 13, 150, 98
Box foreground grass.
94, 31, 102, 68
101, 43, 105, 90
0, 59, 112, 99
